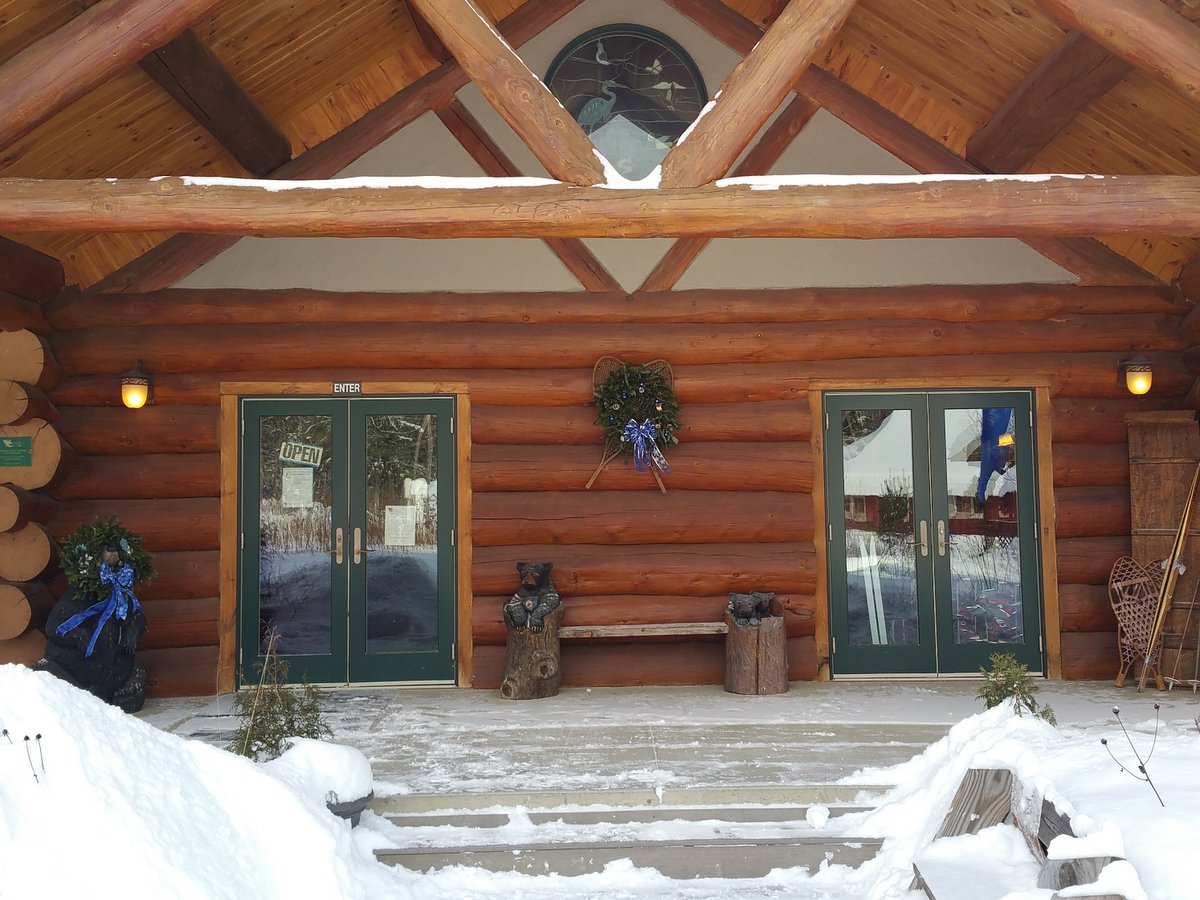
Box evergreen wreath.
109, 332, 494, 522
60, 516, 155, 597
587, 357, 681, 492
591, 358, 681, 459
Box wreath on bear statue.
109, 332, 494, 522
61, 517, 155, 597
586, 357, 681, 493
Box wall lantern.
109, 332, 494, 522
120, 361, 152, 409
1119, 357, 1153, 396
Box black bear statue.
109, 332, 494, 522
727, 591, 777, 627
503, 562, 562, 631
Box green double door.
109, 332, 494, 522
238, 397, 456, 685
826, 391, 1043, 676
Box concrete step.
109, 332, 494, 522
375, 834, 885, 878
382, 803, 873, 828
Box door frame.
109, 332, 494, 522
808, 376, 1061, 680
218, 381, 472, 692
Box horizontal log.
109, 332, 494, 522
473, 542, 816, 596
1059, 630, 1119, 681
1056, 536, 1131, 584
1052, 443, 1128, 487
138, 596, 219, 650
52, 316, 1184, 374
7, 175, 1200, 239
472, 635, 817, 687
56, 406, 218, 454
0, 580, 55, 641
1059, 583, 1117, 633
137, 551, 219, 601
0, 625, 47, 666
472, 402, 811, 446
0, 290, 51, 335
0, 330, 61, 390
0, 522, 56, 582
50, 453, 220, 501
472, 490, 811, 546
1052, 397, 1170, 445
0, 484, 58, 532
141, 644, 220, 697
472, 443, 812, 492
48, 284, 1186, 330
0, 419, 74, 490
472, 593, 815, 645
51, 498, 218, 552
1053, 485, 1131, 539
48, 350, 1196, 409
0, 381, 58, 425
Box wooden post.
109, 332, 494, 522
499, 603, 563, 700
724, 596, 788, 694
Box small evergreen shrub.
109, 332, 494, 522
977, 651, 1056, 725
228, 633, 331, 761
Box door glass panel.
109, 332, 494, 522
841, 409, 920, 646
256, 414, 334, 655
943, 407, 1023, 645
364, 413, 440, 654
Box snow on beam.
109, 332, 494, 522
3, 174, 1200, 239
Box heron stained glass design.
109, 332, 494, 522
545, 25, 707, 179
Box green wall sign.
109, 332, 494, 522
0, 436, 33, 467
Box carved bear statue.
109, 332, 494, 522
727, 590, 776, 627
503, 562, 562, 632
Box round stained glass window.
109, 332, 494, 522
546, 25, 708, 180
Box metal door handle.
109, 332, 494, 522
937, 520, 955, 556
353, 527, 371, 565
332, 527, 343, 565
909, 520, 929, 557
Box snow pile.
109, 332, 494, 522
0, 665, 401, 900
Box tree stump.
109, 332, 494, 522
500, 603, 563, 700
725, 599, 788, 695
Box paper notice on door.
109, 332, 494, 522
384, 505, 417, 547
281, 467, 314, 508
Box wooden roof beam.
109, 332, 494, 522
657, 0, 858, 188
966, 31, 1132, 173
664, 0, 1159, 285
135, 30, 292, 176
0, 0, 225, 152
641, 95, 820, 291
405, 1, 451, 63
407, 0, 605, 186
0, 236, 66, 301
88, 0, 587, 292
798, 67, 1160, 286
435, 99, 622, 293
1033, 0, 1200, 106
4, 175, 1200, 239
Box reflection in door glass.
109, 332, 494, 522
257, 415, 333, 655
842, 409, 919, 646
944, 407, 1023, 645
365, 414, 440, 654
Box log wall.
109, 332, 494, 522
32, 283, 1192, 693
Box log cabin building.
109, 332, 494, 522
2, 0, 1200, 696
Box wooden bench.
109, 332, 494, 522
558, 622, 728, 639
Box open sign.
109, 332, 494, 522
278, 440, 323, 468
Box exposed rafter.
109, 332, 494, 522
405, 0, 451, 63
966, 31, 1132, 173
1033, 0, 1200, 106
407, 0, 605, 186
664, 0, 1161, 286
641, 95, 820, 291
3, 174, 1200, 239
0, 0, 225, 152
657, 0, 857, 188
435, 99, 621, 292
88, 0, 587, 292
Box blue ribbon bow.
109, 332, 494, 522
55, 562, 141, 657
621, 418, 671, 474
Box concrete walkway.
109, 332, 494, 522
137, 679, 1198, 797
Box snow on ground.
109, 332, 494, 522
2, 663, 1198, 899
